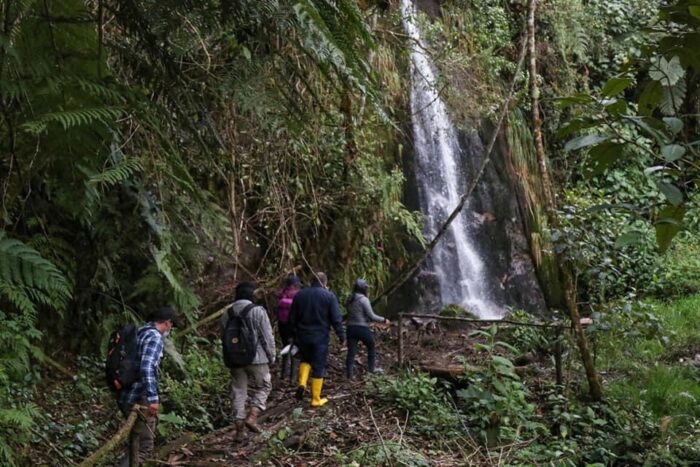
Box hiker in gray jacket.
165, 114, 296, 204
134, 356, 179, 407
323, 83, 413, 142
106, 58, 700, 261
345, 279, 390, 379
219, 282, 275, 441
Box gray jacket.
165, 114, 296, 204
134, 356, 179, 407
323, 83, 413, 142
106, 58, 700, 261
346, 294, 386, 327
219, 300, 276, 365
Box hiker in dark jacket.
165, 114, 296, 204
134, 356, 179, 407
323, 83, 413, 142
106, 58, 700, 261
118, 306, 175, 467
219, 282, 275, 441
345, 279, 389, 379
277, 274, 301, 382
289, 271, 345, 407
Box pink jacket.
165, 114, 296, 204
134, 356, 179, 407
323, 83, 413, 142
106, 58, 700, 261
277, 287, 299, 323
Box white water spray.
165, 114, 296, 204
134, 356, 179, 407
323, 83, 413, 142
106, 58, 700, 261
400, 0, 500, 318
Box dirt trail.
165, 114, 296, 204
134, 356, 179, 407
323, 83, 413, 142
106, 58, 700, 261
159, 324, 518, 466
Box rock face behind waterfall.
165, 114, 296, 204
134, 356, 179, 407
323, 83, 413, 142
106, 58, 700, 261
396, 0, 546, 317
399, 124, 547, 316
461, 125, 547, 315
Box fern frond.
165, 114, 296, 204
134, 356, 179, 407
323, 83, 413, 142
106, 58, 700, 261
0, 233, 72, 304
0, 408, 34, 429
45, 76, 126, 102
20, 106, 124, 134
89, 157, 143, 187
0, 282, 36, 318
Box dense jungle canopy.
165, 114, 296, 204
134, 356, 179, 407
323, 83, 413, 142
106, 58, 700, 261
1, 0, 699, 465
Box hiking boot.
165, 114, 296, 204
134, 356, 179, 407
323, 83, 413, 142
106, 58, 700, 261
310, 377, 328, 407
234, 419, 246, 442
245, 407, 262, 433
296, 362, 311, 400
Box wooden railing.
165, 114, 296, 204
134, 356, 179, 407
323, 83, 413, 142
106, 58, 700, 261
397, 313, 567, 385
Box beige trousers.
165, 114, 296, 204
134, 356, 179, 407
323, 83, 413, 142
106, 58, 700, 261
230, 363, 272, 419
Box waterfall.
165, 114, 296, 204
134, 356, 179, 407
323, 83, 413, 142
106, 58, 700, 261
400, 0, 501, 319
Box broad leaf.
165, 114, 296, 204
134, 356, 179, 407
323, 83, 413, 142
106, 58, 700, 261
657, 181, 683, 206
662, 117, 683, 135
661, 144, 686, 162
655, 205, 685, 252
601, 77, 633, 97
649, 56, 685, 86
638, 80, 663, 116
625, 116, 667, 145
660, 79, 686, 115
565, 134, 608, 152
584, 141, 625, 176
615, 231, 643, 248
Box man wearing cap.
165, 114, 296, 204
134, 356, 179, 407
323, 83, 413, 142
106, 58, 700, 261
219, 282, 275, 440
345, 279, 389, 379
118, 306, 175, 466
289, 272, 345, 407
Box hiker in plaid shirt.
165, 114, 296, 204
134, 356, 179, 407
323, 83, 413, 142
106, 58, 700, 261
117, 306, 175, 466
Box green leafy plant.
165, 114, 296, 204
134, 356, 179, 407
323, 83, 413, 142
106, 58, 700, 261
371, 370, 461, 438
456, 325, 544, 445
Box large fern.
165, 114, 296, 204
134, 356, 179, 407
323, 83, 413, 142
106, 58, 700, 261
0, 233, 72, 316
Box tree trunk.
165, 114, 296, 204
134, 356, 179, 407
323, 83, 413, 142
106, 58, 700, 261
527, 0, 555, 210
527, 0, 603, 401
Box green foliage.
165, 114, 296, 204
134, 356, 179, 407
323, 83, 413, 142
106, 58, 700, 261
588, 299, 667, 345
345, 440, 430, 467
501, 309, 552, 354
559, 0, 700, 251
554, 189, 662, 304
160, 338, 230, 434
0, 313, 41, 466
609, 364, 700, 424
371, 370, 461, 438
440, 303, 477, 318
456, 325, 544, 444
659, 231, 700, 297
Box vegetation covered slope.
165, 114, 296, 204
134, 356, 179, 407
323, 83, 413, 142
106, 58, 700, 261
0, 0, 699, 464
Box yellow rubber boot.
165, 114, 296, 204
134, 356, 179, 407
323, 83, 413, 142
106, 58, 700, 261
296, 362, 311, 400
310, 378, 328, 407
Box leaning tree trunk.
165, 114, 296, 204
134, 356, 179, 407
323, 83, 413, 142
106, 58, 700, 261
527, 0, 603, 401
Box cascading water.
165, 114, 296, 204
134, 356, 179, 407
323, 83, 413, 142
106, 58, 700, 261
400, 0, 501, 319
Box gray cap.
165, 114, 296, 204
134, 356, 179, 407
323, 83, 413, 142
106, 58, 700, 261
354, 278, 369, 290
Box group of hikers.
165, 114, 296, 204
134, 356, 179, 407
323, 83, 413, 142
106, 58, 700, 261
110, 271, 389, 466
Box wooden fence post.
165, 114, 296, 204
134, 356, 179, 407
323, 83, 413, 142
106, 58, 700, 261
398, 313, 404, 366
554, 325, 563, 387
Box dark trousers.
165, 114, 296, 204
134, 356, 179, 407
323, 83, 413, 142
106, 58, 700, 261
278, 322, 298, 383
278, 322, 294, 345
298, 339, 329, 378
117, 399, 157, 466
346, 325, 376, 378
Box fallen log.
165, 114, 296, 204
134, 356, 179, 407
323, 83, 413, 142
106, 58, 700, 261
176, 305, 229, 338
418, 364, 467, 382
37, 350, 76, 380
77, 405, 142, 467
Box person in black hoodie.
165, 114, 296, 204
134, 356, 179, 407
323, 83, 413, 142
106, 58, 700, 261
289, 271, 345, 407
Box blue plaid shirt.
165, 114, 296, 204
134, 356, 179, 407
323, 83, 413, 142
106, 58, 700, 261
119, 323, 164, 405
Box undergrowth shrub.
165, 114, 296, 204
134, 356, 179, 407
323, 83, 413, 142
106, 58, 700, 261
371, 370, 461, 438
0, 315, 40, 466
346, 441, 430, 467
501, 309, 553, 354
658, 232, 700, 298
456, 326, 544, 445
161, 337, 230, 435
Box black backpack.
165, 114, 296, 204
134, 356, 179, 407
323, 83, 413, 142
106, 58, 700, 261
222, 303, 258, 368
105, 324, 142, 392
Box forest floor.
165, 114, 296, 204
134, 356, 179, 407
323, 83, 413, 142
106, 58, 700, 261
156, 324, 560, 466
29, 321, 558, 466
27, 295, 700, 466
